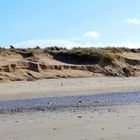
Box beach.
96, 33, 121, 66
0, 77, 140, 100
0, 77, 140, 140
1, 104, 140, 140
1, 0, 140, 139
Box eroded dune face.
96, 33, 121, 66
0, 48, 140, 82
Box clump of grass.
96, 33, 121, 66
54, 47, 117, 65
0, 47, 47, 57
101, 47, 130, 53
46, 46, 67, 51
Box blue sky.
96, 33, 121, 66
1, 0, 140, 48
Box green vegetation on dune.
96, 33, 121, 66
0, 47, 139, 65
48, 47, 140, 65
51, 47, 126, 65
0, 46, 140, 78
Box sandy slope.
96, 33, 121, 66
1, 49, 140, 81
1, 104, 140, 140
0, 77, 140, 100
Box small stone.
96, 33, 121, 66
77, 116, 82, 118
128, 127, 132, 129
53, 128, 57, 130
94, 100, 99, 103
79, 100, 82, 103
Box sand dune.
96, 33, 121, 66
0, 48, 140, 81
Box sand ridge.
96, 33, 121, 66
0, 48, 140, 81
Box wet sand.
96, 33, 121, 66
0, 91, 140, 113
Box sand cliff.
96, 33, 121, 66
0, 47, 140, 82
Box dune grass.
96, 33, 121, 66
0, 47, 133, 65
52, 47, 118, 65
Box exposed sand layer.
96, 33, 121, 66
0, 48, 140, 81
1, 104, 140, 140
0, 77, 140, 100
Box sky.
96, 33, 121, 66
1, 0, 140, 48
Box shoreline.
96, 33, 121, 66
0, 90, 140, 114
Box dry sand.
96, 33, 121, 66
0, 77, 140, 100
0, 77, 140, 140
1, 104, 140, 140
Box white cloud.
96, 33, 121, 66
96, 41, 140, 49
13, 39, 82, 49
127, 17, 140, 24
114, 41, 140, 48
13, 39, 140, 49
83, 31, 101, 39
13, 31, 101, 48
